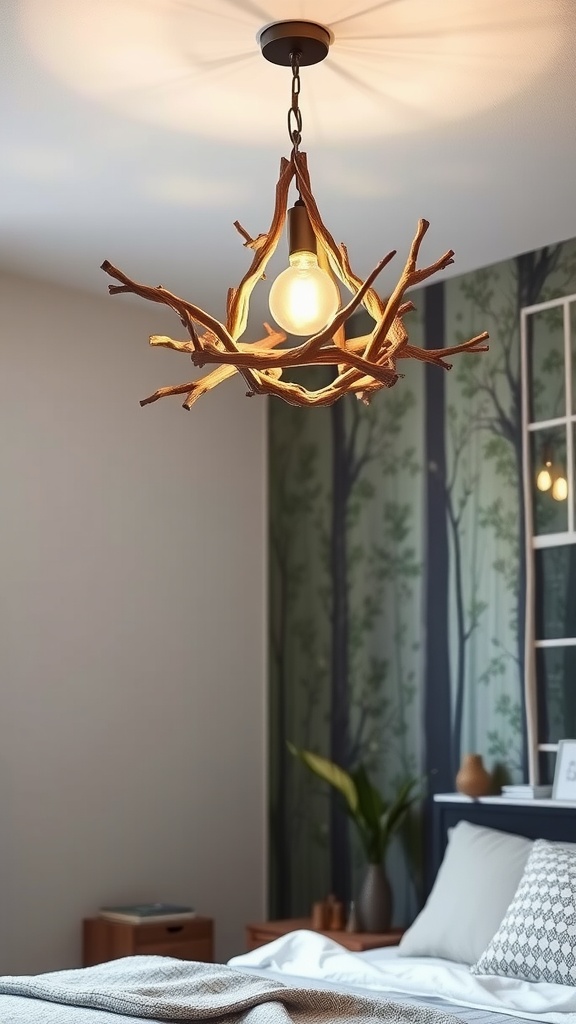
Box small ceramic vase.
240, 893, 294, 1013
356, 863, 392, 933
456, 753, 492, 797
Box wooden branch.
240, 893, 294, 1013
192, 338, 397, 385
232, 221, 257, 247
101, 261, 229, 352
141, 324, 286, 408
226, 156, 294, 339
401, 332, 490, 367
101, 259, 264, 396
316, 246, 347, 377
140, 381, 198, 407
149, 336, 193, 353
150, 322, 286, 358
364, 219, 454, 363
242, 367, 396, 408
339, 242, 386, 321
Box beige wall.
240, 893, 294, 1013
0, 271, 267, 972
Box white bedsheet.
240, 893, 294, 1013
229, 930, 576, 1024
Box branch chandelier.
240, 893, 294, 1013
101, 20, 489, 410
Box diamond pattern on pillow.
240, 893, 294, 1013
471, 839, 576, 985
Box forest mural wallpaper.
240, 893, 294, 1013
268, 234, 576, 925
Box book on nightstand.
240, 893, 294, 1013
98, 902, 196, 924
501, 784, 552, 799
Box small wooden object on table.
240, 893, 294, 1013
246, 918, 404, 953
83, 916, 214, 966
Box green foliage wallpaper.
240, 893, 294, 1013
268, 236, 576, 924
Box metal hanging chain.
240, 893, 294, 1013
287, 50, 303, 154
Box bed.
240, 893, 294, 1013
1, 802, 576, 1023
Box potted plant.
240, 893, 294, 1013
289, 743, 418, 932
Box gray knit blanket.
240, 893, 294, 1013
0, 956, 465, 1024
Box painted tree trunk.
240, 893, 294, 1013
269, 539, 291, 916
449, 497, 468, 772
329, 396, 351, 905
423, 282, 454, 791
423, 282, 454, 895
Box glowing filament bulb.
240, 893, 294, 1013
552, 475, 568, 501
536, 462, 553, 492
269, 251, 340, 336
269, 198, 340, 337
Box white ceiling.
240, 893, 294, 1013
2, 0, 576, 330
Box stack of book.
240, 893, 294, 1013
501, 784, 552, 800
98, 902, 196, 924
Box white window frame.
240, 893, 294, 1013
521, 293, 576, 783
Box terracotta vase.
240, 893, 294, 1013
356, 863, 392, 933
456, 753, 492, 797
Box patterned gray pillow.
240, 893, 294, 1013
472, 839, 576, 985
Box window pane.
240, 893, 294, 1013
569, 423, 573, 536
571, 301, 576, 415
535, 546, 576, 640
527, 307, 565, 424
531, 425, 568, 535
538, 750, 556, 787
536, 646, 576, 745
569, 425, 573, 536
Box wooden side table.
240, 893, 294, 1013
83, 916, 214, 966
246, 918, 404, 953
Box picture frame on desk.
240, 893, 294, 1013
552, 739, 576, 800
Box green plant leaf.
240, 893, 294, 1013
351, 764, 385, 830
287, 743, 358, 815
380, 779, 419, 842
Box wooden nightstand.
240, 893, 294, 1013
83, 916, 214, 966
246, 918, 404, 953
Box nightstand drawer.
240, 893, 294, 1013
133, 919, 211, 948
136, 938, 212, 960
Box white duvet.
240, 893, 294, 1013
229, 930, 576, 1024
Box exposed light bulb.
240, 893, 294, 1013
552, 475, 568, 501
536, 464, 553, 492
269, 198, 340, 337
269, 251, 340, 336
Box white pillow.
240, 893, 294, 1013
398, 821, 532, 965
472, 839, 576, 985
